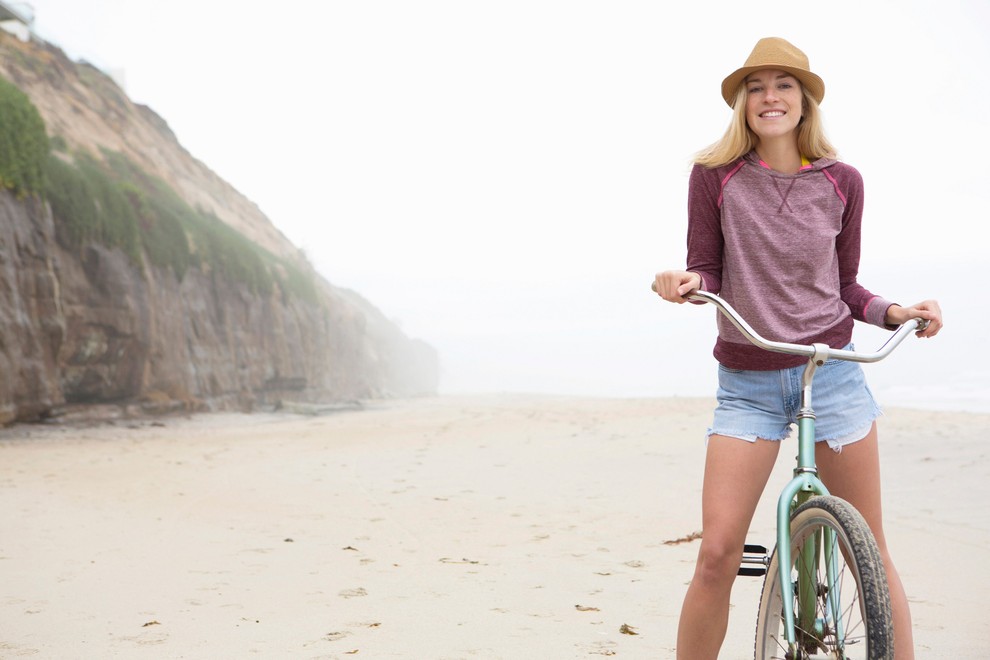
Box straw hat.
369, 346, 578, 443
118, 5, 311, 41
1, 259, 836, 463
720, 37, 825, 107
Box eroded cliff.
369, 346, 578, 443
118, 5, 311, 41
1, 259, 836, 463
0, 31, 437, 425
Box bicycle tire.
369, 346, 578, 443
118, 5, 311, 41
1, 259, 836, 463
754, 495, 893, 659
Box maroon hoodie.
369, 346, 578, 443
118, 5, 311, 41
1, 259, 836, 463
686, 150, 895, 370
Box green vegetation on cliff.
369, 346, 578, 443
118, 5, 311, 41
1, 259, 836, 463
0, 75, 317, 304
0, 76, 49, 196
45, 149, 318, 302
45, 152, 143, 262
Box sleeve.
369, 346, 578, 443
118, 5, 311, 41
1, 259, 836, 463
832, 164, 897, 329
685, 163, 725, 295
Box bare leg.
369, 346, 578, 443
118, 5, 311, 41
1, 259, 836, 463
816, 423, 915, 660
676, 435, 781, 660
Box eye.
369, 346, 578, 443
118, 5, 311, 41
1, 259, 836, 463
747, 85, 763, 94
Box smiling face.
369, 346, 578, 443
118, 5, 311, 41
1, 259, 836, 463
744, 69, 804, 144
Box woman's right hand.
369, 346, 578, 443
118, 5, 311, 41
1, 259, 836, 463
653, 270, 702, 303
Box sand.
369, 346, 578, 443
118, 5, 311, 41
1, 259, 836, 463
1, 395, 987, 659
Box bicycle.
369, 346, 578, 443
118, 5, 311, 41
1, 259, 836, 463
662, 287, 927, 660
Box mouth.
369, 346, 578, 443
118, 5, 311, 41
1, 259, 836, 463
760, 110, 786, 118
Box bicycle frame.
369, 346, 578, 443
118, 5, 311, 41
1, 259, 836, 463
687, 290, 925, 655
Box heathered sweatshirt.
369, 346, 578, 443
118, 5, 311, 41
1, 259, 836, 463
686, 150, 896, 370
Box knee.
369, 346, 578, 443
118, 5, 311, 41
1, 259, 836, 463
693, 537, 744, 587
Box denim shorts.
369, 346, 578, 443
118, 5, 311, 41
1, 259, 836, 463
708, 346, 882, 451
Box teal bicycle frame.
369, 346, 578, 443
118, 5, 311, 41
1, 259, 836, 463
687, 290, 925, 654
776, 349, 836, 651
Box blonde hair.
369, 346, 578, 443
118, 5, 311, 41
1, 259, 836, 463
694, 86, 837, 168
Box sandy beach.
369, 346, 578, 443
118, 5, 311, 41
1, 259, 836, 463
1, 395, 987, 659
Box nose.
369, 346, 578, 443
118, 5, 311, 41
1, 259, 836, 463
764, 87, 779, 102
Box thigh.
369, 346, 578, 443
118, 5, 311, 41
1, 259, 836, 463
701, 435, 782, 545
815, 423, 889, 547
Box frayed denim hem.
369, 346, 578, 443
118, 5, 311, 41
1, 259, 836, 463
820, 410, 883, 453
705, 427, 792, 444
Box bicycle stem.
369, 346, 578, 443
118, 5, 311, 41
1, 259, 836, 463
797, 347, 828, 471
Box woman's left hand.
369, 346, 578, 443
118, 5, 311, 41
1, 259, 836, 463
885, 300, 943, 338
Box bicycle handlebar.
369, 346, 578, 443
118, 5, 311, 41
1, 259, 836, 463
654, 283, 927, 364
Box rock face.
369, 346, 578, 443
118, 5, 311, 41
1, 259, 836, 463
0, 32, 437, 425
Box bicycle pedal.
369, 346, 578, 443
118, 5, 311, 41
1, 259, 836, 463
738, 543, 769, 577
737, 566, 767, 577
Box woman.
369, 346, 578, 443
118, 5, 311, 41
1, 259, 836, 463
654, 37, 942, 659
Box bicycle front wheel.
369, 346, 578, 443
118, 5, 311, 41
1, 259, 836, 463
754, 495, 893, 659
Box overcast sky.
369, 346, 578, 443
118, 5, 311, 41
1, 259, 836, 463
17, 0, 990, 410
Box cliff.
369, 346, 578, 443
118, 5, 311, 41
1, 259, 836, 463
0, 31, 438, 425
